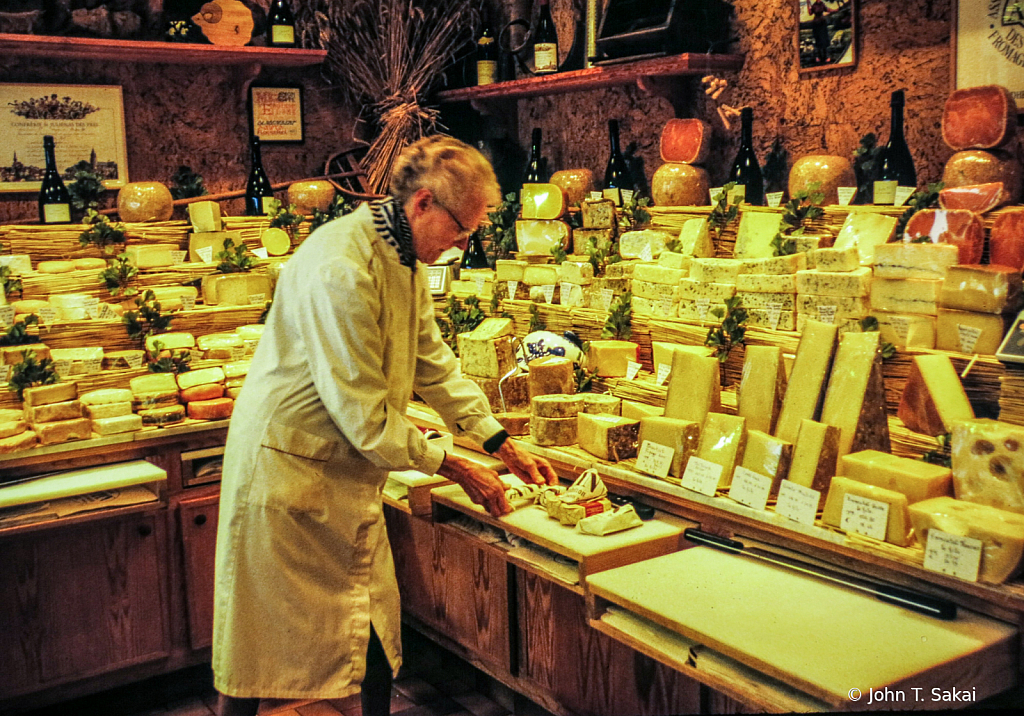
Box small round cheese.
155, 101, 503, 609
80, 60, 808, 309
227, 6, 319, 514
118, 182, 174, 222
36, 260, 75, 274
261, 227, 292, 256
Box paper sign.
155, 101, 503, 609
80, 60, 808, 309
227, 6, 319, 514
728, 466, 772, 511
248, 293, 267, 306
171, 250, 187, 265
958, 324, 982, 354
655, 363, 672, 386
602, 187, 622, 206
600, 288, 614, 311
840, 493, 890, 541
766, 191, 784, 208
836, 187, 857, 206
888, 316, 910, 341
923, 529, 982, 582
181, 295, 196, 311
0, 305, 14, 327
589, 191, 604, 200
126, 353, 145, 369
775, 480, 820, 526
197, 246, 214, 263
695, 298, 711, 321
625, 360, 641, 380
190, 349, 205, 363
98, 303, 120, 321
0, 364, 11, 383
894, 186, 916, 207
252, 247, 269, 260
709, 187, 725, 205
658, 297, 673, 317
54, 360, 72, 378
475, 276, 487, 294
728, 184, 746, 205
507, 280, 518, 300
873, 180, 897, 205
766, 302, 782, 331
560, 282, 573, 305
817, 305, 837, 324
39, 307, 57, 324
681, 456, 723, 497
621, 189, 634, 204
230, 345, 246, 362
84, 297, 100, 320
84, 358, 102, 374
639, 243, 654, 262
541, 284, 555, 304
636, 440, 675, 479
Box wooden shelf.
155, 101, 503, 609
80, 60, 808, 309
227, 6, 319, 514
436, 52, 743, 104
0, 33, 326, 67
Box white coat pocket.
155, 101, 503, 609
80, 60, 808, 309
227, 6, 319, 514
248, 423, 336, 515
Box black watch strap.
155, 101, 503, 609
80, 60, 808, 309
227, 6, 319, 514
483, 429, 510, 454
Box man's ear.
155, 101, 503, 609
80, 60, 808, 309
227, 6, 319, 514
409, 187, 433, 218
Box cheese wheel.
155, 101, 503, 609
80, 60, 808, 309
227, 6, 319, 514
36, 260, 75, 274
72, 258, 108, 270
287, 180, 335, 214
938, 182, 1006, 213
550, 169, 594, 206
528, 356, 575, 399
181, 383, 226, 403
132, 391, 181, 411
788, 155, 857, 206
531, 393, 582, 418
176, 366, 226, 390
529, 415, 577, 446
521, 183, 568, 220
85, 402, 133, 420
117, 182, 174, 222
139, 404, 186, 425
989, 208, 1024, 271
187, 397, 234, 421
942, 85, 1018, 151
227, 386, 243, 400
261, 228, 292, 256
943, 149, 1022, 204
651, 163, 710, 206
660, 119, 712, 164
904, 209, 985, 264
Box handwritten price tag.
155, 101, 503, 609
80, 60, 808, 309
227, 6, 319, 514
958, 324, 982, 354
0, 305, 14, 327
658, 297, 673, 317
818, 305, 837, 324
126, 353, 145, 369
775, 480, 820, 526
888, 315, 910, 341
923, 529, 982, 582
836, 187, 857, 206
248, 293, 267, 306
625, 360, 641, 380
171, 250, 187, 265
727, 183, 746, 205
621, 189, 634, 204
0, 364, 11, 383
197, 245, 214, 263
589, 191, 604, 201
98, 303, 120, 321
474, 276, 487, 294
39, 307, 57, 324
894, 185, 917, 207
83, 358, 103, 374
840, 493, 890, 541
636, 440, 675, 479
696, 298, 711, 321
230, 345, 246, 362
560, 282, 573, 305
709, 187, 726, 205
766, 302, 782, 330
728, 466, 772, 511
181, 295, 196, 311
655, 363, 671, 386
680, 456, 723, 497
541, 284, 555, 304
765, 191, 784, 208
600, 288, 614, 311
54, 360, 72, 378
507, 280, 518, 300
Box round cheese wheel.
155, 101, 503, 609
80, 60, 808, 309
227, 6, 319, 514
118, 182, 174, 222
36, 260, 75, 274
550, 169, 595, 206
261, 227, 292, 256
651, 163, 710, 206
660, 119, 712, 164
287, 181, 336, 214
787, 155, 856, 206
72, 258, 109, 271
943, 149, 1022, 204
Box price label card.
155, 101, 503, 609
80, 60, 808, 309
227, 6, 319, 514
636, 440, 675, 479
126, 353, 145, 369
602, 187, 622, 206
507, 280, 518, 300
709, 187, 726, 205
923, 529, 982, 582
252, 247, 269, 260
0, 364, 11, 383
728, 466, 772, 511
197, 246, 214, 263
600, 288, 614, 311
97, 303, 120, 321
0, 305, 14, 327
248, 293, 267, 306
626, 360, 642, 380
170, 250, 187, 265
244, 338, 259, 353
639, 243, 654, 262
888, 316, 910, 340
54, 359, 72, 378
894, 186, 917, 207
230, 345, 246, 362
681, 456, 723, 497
190, 349, 205, 363
958, 324, 982, 354
84, 358, 102, 374
655, 363, 672, 386
541, 284, 555, 304
83, 297, 100, 319
873, 180, 898, 205
728, 184, 746, 205
696, 298, 711, 321
475, 276, 487, 294
589, 191, 604, 200
766, 191, 784, 208
836, 187, 857, 206
817, 305, 837, 324
658, 297, 674, 317
560, 282, 573, 305
181, 295, 196, 311
840, 493, 890, 541
39, 307, 57, 324
621, 189, 634, 204
775, 480, 820, 526
766, 302, 782, 330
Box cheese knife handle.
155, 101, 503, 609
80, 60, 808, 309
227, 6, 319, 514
876, 584, 958, 620
683, 528, 744, 554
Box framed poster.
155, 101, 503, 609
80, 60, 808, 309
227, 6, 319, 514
797, 0, 857, 73
955, 1, 1024, 102
250, 86, 304, 144
0, 83, 128, 193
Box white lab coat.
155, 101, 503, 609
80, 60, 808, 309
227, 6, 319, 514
212, 204, 503, 699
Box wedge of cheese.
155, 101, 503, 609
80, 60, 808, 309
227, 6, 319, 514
940, 264, 1024, 314
795, 267, 872, 297
951, 419, 1024, 513
738, 345, 786, 434
658, 252, 692, 271
521, 183, 567, 220
675, 218, 714, 258
822, 476, 912, 546
832, 211, 898, 265
696, 413, 747, 488
587, 340, 638, 377
516, 220, 570, 256
734, 211, 783, 260
638, 416, 700, 477
898, 354, 975, 436
577, 413, 640, 461
774, 320, 838, 444
633, 263, 685, 285
621, 400, 664, 420
664, 350, 721, 424
840, 450, 952, 503
819, 331, 890, 458
870, 277, 942, 315
558, 261, 594, 285
873, 311, 936, 350
458, 334, 516, 379
936, 308, 1010, 354
785, 419, 840, 501
740, 430, 792, 485
873, 242, 960, 280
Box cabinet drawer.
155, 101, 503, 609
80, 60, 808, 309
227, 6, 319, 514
178, 494, 219, 650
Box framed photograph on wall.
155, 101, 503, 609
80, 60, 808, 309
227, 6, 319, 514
0, 83, 128, 193
797, 0, 857, 73
954, 1, 1024, 102
249, 85, 304, 144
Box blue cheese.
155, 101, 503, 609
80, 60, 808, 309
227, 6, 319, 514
736, 291, 796, 309
870, 277, 942, 316
735, 211, 784, 259
631, 280, 680, 302
678, 279, 736, 302
739, 253, 806, 275
807, 247, 860, 272
657, 251, 692, 271
746, 308, 796, 330
735, 273, 798, 294
557, 261, 594, 285
619, 230, 672, 259
690, 258, 742, 284
573, 228, 615, 255
797, 294, 870, 319
633, 263, 686, 285
795, 267, 872, 297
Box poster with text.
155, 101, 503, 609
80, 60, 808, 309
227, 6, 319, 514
250, 86, 304, 143
956, 0, 1024, 100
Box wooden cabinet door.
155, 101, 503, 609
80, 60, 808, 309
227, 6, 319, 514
178, 493, 219, 650
384, 505, 439, 628
0, 509, 169, 698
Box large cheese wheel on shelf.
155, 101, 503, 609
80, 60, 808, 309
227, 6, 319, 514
117, 182, 174, 222
937, 182, 1006, 213
943, 149, 1022, 204
659, 119, 712, 164
941, 85, 1017, 151
651, 163, 710, 206
550, 169, 594, 206
990, 208, 1024, 270
903, 209, 985, 264
787, 155, 856, 206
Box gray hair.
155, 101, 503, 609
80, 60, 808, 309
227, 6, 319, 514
390, 135, 501, 211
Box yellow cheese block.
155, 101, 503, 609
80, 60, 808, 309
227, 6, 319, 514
697, 413, 746, 488
633, 263, 685, 285
785, 419, 840, 501
774, 320, 838, 444
870, 277, 942, 316
516, 220, 570, 255
638, 416, 700, 477
675, 218, 714, 258
822, 476, 912, 546
188, 200, 223, 233
795, 267, 872, 297
940, 264, 1023, 314
619, 230, 672, 260
36, 260, 75, 274
522, 264, 559, 286
528, 356, 575, 399
189, 230, 237, 263
657, 251, 691, 271
872, 311, 936, 350
951, 419, 1024, 514
587, 340, 638, 377
740, 430, 792, 485
738, 345, 786, 435
739, 253, 807, 275
664, 350, 721, 424
936, 308, 1010, 354
651, 342, 713, 374
873, 242, 960, 280
820, 331, 890, 458
897, 354, 974, 436
839, 449, 952, 503
690, 258, 742, 284
201, 273, 273, 307
832, 211, 898, 265
145, 332, 195, 353
130, 372, 178, 396
558, 261, 594, 285
734, 272, 798, 293
125, 243, 179, 269
621, 400, 664, 420
495, 259, 527, 282
521, 183, 567, 220
577, 413, 640, 461
734, 211, 783, 260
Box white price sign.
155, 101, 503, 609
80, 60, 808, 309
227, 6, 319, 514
728, 466, 772, 511
252, 247, 269, 260
655, 363, 671, 386
680, 456, 723, 497
709, 187, 726, 205
621, 189, 634, 204
0, 364, 11, 383
695, 298, 711, 321
39, 307, 57, 324
541, 284, 555, 304
589, 191, 604, 200
766, 302, 782, 331
923, 529, 982, 582
83, 358, 102, 374
230, 345, 246, 362
560, 282, 573, 305
181, 295, 196, 311
54, 359, 72, 378
625, 360, 642, 380
126, 352, 145, 369
600, 288, 614, 311
0, 305, 14, 327
817, 305, 837, 324
836, 187, 857, 206
83, 297, 100, 320
635, 440, 675, 479
894, 186, 917, 207
171, 250, 187, 265
889, 316, 910, 341
765, 191, 784, 208
197, 245, 214, 263
958, 324, 982, 354
840, 493, 890, 541
97, 303, 120, 321
475, 276, 487, 294
248, 293, 267, 306
639, 243, 654, 262
507, 280, 518, 300
775, 480, 820, 526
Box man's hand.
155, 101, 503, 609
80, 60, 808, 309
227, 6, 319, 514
494, 439, 559, 486
436, 452, 511, 517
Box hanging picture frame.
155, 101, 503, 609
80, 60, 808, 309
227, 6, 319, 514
954, 1, 1024, 102
797, 0, 857, 73
249, 85, 305, 144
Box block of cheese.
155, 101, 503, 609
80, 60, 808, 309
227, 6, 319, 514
774, 320, 838, 443
638, 416, 700, 477
72, 258, 107, 271
872, 242, 960, 280
450, 280, 485, 299
936, 308, 1010, 354
532, 394, 583, 418
619, 230, 672, 259
48, 292, 92, 321
49, 348, 104, 375
796, 314, 864, 335
2, 344, 49, 366
522, 264, 559, 287
188, 200, 223, 233
740, 430, 792, 485
23, 382, 77, 407
145, 332, 195, 354
746, 308, 796, 331
582, 393, 621, 415
236, 324, 263, 345
187, 397, 234, 421
516, 220, 570, 255
558, 283, 587, 308
739, 253, 807, 275
132, 390, 180, 411
139, 404, 186, 426
735, 273, 798, 294
734, 292, 795, 310
558, 261, 594, 285
793, 234, 833, 254
633, 263, 686, 285
870, 277, 942, 315
677, 279, 736, 302
631, 296, 678, 317
130, 372, 178, 396
951, 419, 1024, 513
658, 252, 691, 271
181, 383, 226, 403
822, 476, 912, 546
26, 400, 82, 424
85, 401, 133, 420
176, 366, 226, 390
125, 244, 178, 269
92, 413, 143, 435
461, 268, 495, 285
189, 230, 242, 263
734, 211, 784, 260
0, 419, 27, 439
581, 198, 616, 229
225, 377, 246, 390
0, 429, 37, 453
651, 342, 713, 373
797, 293, 870, 319
495, 259, 528, 282
939, 264, 1023, 314
458, 334, 517, 379
909, 497, 1024, 583
577, 413, 640, 461
573, 228, 615, 255
785, 419, 840, 500
665, 350, 721, 423
223, 361, 251, 380
587, 340, 638, 378
738, 345, 786, 434
675, 218, 715, 258
807, 247, 860, 273
36, 260, 75, 274
832, 212, 898, 265
631, 279, 679, 302
795, 267, 872, 297
521, 183, 567, 220
690, 258, 742, 284
898, 354, 975, 436
202, 273, 273, 307
494, 412, 530, 436
528, 356, 575, 399
840, 449, 952, 503
697, 413, 747, 488
605, 261, 640, 278
530, 415, 577, 446
873, 311, 936, 350
80, 388, 134, 406
820, 332, 890, 458
622, 400, 664, 419
227, 387, 243, 400
0, 254, 32, 274
33, 417, 91, 446
678, 299, 727, 323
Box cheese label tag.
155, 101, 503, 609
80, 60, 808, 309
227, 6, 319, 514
541, 284, 555, 304
709, 187, 726, 205
836, 187, 857, 206
181, 295, 196, 311
695, 298, 711, 321
475, 276, 487, 294
39, 307, 57, 324
840, 493, 890, 541
171, 250, 187, 265
887, 315, 910, 340
0, 364, 11, 383
625, 360, 642, 380
600, 288, 614, 311
602, 187, 622, 206
894, 186, 917, 207
621, 189, 635, 204
589, 191, 604, 200
507, 280, 518, 300
658, 297, 673, 317
54, 359, 72, 378
727, 183, 746, 205
639, 243, 654, 262
681, 456, 723, 497
560, 282, 573, 304
766, 302, 782, 330
126, 353, 145, 369
98, 303, 120, 321
84, 358, 102, 374
248, 293, 267, 306
230, 345, 246, 362
775, 480, 820, 526
83, 297, 100, 320
0, 305, 14, 327
655, 363, 672, 386
728, 466, 772, 511
923, 529, 982, 582
873, 180, 898, 205
197, 245, 214, 263
958, 324, 982, 354
817, 305, 837, 324
190, 349, 205, 362
635, 440, 675, 478
252, 247, 269, 260
766, 191, 784, 208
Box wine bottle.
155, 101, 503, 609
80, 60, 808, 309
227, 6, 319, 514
603, 119, 630, 206
461, 232, 490, 270
245, 135, 275, 217
873, 89, 917, 205
728, 107, 764, 206
38, 135, 71, 224
476, 22, 498, 86
533, 0, 559, 75
267, 0, 296, 47
524, 128, 544, 184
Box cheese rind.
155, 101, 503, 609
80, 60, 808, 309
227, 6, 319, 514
530, 415, 578, 446
822, 476, 912, 546
586, 340, 638, 378
774, 320, 838, 443
951, 419, 1024, 513
84, 401, 133, 420
873, 311, 937, 350
531, 394, 583, 418
696, 413, 747, 488
664, 350, 721, 424
870, 277, 942, 315
33, 417, 91, 446
832, 212, 898, 265
898, 354, 975, 436
23, 382, 77, 407
528, 356, 575, 399
795, 267, 872, 297
840, 449, 952, 503
638, 416, 700, 477
785, 419, 840, 501
581, 393, 621, 415
738, 346, 786, 434
677, 279, 736, 302
26, 400, 82, 424
873, 242, 960, 280
939, 264, 1024, 314
820, 331, 890, 458
577, 413, 640, 461
458, 334, 516, 379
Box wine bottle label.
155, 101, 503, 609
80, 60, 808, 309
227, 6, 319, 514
43, 203, 70, 223
477, 60, 497, 85
873, 180, 898, 205
534, 43, 557, 73
261, 196, 276, 215
272, 25, 295, 45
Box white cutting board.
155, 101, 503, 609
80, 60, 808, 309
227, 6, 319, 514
0, 460, 166, 509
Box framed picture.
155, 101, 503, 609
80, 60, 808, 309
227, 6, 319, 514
0, 83, 128, 193
797, 0, 857, 73
249, 85, 304, 144
954, 1, 1024, 102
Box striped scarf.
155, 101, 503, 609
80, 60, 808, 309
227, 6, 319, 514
368, 197, 417, 272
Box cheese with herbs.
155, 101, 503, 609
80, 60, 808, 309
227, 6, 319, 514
807, 247, 860, 273
631, 279, 680, 302
739, 253, 807, 275
871, 277, 942, 315
746, 308, 796, 330
735, 273, 798, 294
677, 279, 736, 302
797, 294, 870, 319
735, 291, 796, 310
734, 211, 784, 260
795, 267, 872, 297
619, 230, 672, 259
873, 242, 960, 280
690, 258, 742, 284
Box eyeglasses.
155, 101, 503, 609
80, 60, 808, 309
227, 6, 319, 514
434, 198, 474, 241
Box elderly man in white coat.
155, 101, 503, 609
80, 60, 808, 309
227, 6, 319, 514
212, 135, 559, 716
